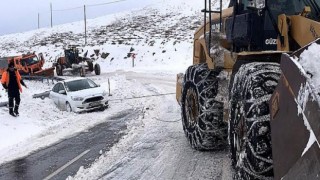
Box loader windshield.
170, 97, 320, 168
302, 0, 320, 20
267, 0, 320, 21
239, 0, 320, 21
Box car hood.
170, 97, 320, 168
67, 87, 105, 98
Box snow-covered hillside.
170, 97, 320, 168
1, 0, 202, 73
0, 0, 233, 179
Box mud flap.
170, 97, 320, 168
270, 40, 320, 180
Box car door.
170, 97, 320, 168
57, 83, 68, 110
50, 83, 61, 105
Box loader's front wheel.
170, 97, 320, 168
95, 64, 101, 75
229, 62, 281, 180
181, 63, 227, 150
80, 67, 86, 77
88, 61, 94, 72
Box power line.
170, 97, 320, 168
52, 0, 126, 12
87, 0, 126, 7
53, 6, 83, 12
40, 0, 128, 42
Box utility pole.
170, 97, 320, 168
38, 13, 40, 29
84, 5, 87, 45
131, 53, 136, 67
50, 3, 53, 28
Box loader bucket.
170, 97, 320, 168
33, 67, 55, 77
270, 39, 320, 180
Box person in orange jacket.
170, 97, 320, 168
1, 61, 27, 116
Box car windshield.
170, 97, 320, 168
64, 79, 98, 92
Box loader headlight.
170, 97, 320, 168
256, 0, 265, 9
248, 0, 265, 10
71, 96, 84, 101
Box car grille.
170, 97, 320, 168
83, 96, 103, 104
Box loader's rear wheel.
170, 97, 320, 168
56, 65, 62, 76
229, 62, 281, 180
61, 65, 66, 76
95, 64, 101, 75
181, 63, 227, 150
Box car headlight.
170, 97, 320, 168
71, 96, 84, 101
102, 90, 108, 96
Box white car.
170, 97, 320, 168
49, 77, 109, 113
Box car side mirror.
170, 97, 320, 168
59, 90, 66, 94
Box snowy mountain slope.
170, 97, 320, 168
0, 0, 230, 73
0, 0, 202, 73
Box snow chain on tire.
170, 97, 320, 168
229, 62, 281, 180
181, 63, 228, 150
56, 65, 62, 76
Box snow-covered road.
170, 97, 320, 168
1, 71, 233, 179
69, 72, 233, 180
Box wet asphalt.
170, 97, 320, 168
0, 109, 138, 180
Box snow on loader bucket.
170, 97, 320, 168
271, 39, 320, 180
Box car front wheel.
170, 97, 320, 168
66, 102, 72, 112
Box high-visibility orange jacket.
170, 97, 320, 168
1, 70, 23, 93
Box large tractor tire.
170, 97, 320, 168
181, 63, 227, 150
229, 62, 281, 180
94, 64, 101, 75
56, 65, 62, 76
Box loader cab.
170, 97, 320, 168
225, 0, 312, 52
64, 47, 80, 66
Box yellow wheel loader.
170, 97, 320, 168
176, 0, 320, 179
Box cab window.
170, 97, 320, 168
58, 83, 66, 92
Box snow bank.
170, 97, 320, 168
295, 43, 320, 156
299, 43, 320, 92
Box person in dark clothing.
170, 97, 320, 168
1, 61, 27, 117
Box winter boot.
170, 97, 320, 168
14, 105, 19, 116
9, 108, 16, 117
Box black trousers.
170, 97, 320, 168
8, 92, 20, 111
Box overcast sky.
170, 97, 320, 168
0, 0, 156, 36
